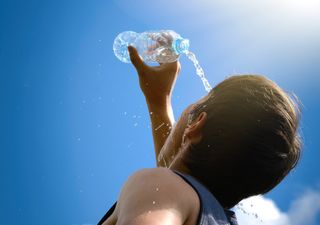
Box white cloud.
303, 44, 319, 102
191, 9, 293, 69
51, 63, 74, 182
234, 195, 289, 225
288, 189, 320, 225
234, 189, 320, 225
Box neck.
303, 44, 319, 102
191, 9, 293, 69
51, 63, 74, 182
168, 139, 194, 173
168, 152, 190, 175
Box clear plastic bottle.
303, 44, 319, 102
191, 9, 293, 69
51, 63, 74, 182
113, 30, 190, 63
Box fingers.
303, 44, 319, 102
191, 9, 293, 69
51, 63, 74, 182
128, 45, 180, 74
128, 46, 147, 72
158, 61, 180, 71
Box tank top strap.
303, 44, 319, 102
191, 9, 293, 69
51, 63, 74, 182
97, 202, 117, 225
172, 170, 238, 225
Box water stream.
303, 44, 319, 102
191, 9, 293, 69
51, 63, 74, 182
185, 51, 212, 92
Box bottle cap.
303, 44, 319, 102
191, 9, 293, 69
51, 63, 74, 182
172, 38, 190, 54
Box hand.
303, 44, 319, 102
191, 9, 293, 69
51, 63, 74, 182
128, 46, 181, 105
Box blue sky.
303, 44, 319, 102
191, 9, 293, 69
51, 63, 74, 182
0, 0, 319, 225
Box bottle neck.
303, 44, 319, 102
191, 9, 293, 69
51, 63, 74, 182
172, 38, 190, 54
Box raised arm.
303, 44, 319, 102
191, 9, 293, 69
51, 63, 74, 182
128, 46, 181, 167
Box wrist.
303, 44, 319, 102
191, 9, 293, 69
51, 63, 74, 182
145, 95, 172, 109
146, 96, 174, 122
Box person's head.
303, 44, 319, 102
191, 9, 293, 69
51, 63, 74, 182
161, 74, 302, 209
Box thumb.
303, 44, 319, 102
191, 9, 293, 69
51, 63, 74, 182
128, 46, 147, 72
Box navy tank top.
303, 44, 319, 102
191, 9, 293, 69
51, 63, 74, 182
97, 170, 238, 225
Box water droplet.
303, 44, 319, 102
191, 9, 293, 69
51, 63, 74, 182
156, 187, 159, 191
82, 100, 86, 104
124, 112, 127, 116
155, 122, 165, 131
127, 143, 133, 148
158, 153, 168, 168
97, 124, 102, 128
148, 210, 151, 214
77, 137, 81, 141
152, 201, 156, 204
133, 123, 138, 127
150, 112, 153, 115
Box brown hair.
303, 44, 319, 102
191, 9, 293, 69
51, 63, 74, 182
181, 74, 302, 209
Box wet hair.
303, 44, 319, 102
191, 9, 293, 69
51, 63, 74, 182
181, 75, 302, 209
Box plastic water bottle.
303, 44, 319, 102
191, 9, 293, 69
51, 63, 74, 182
113, 30, 190, 63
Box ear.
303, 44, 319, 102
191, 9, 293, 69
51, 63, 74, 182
184, 112, 207, 145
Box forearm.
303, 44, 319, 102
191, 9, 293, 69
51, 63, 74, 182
127, 46, 180, 167
146, 96, 175, 167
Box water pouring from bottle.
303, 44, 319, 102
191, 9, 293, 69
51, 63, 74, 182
113, 30, 212, 92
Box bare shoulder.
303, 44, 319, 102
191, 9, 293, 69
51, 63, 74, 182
113, 167, 199, 225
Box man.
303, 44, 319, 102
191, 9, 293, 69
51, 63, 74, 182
97, 46, 302, 225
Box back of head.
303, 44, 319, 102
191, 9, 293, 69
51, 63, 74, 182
181, 75, 302, 209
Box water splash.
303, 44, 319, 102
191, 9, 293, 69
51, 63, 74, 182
157, 151, 168, 168
185, 51, 212, 92
155, 122, 165, 131
235, 204, 263, 223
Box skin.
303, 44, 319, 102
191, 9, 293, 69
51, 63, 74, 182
101, 46, 209, 225
159, 96, 209, 171
127, 45, 208, 169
